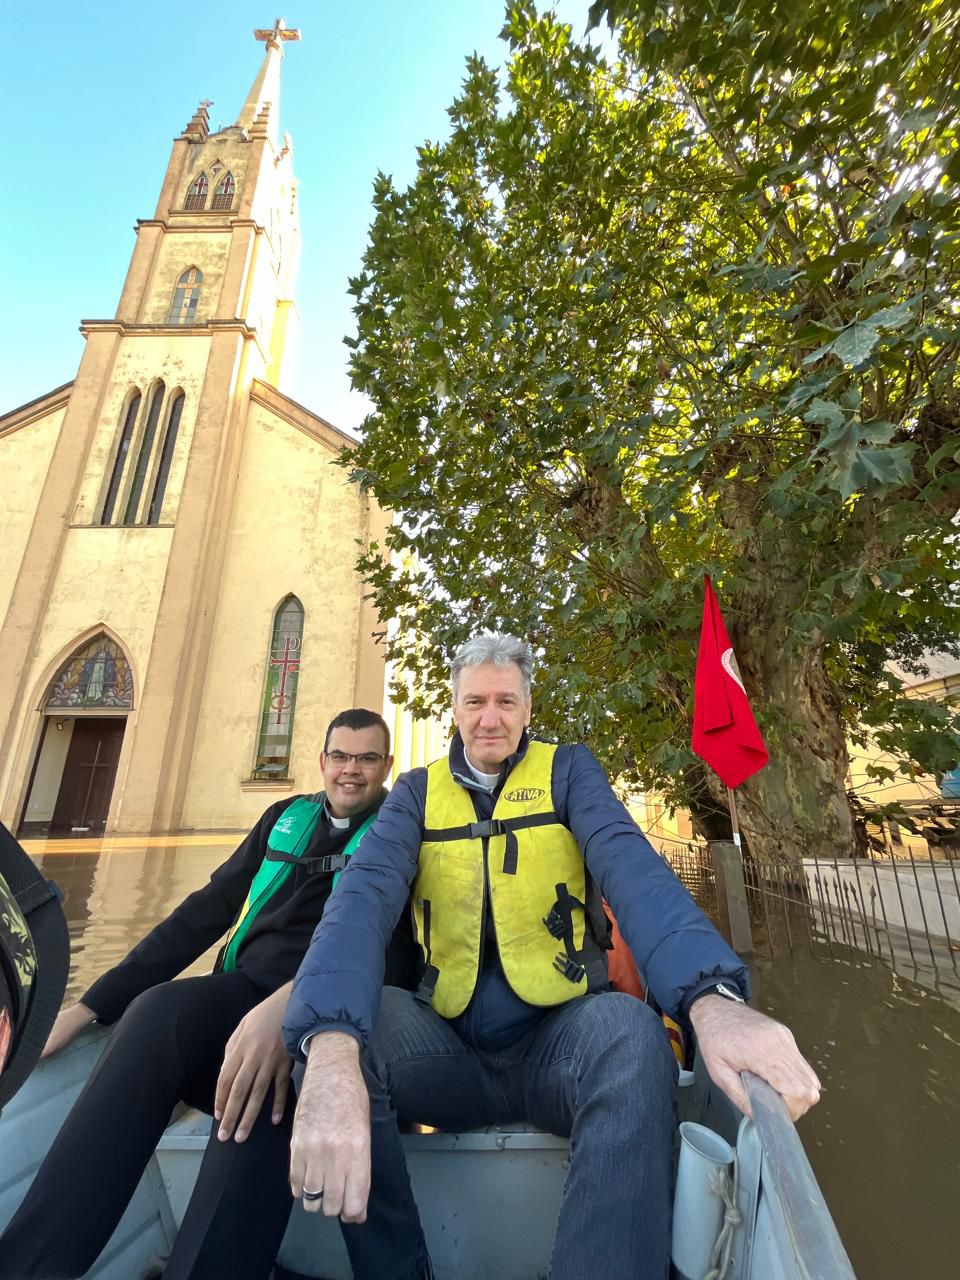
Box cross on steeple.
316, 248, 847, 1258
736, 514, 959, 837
253, 17, 301, 50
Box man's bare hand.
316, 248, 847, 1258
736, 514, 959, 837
690, 995, 821, 1122
41, 1002, 96, 1059
289, 1031, 370, 1223
215, 983, 292, 1142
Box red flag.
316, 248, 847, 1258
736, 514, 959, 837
692, 576, 768, 788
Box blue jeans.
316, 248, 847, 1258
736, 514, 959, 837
341, 987, 677, 1280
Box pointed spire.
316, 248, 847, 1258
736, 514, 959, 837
237, 18, 301, 147
181, 100, 212, 142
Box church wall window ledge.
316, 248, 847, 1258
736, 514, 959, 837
240, 778, 296, 792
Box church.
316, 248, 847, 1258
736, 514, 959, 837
0, 21, 443, 838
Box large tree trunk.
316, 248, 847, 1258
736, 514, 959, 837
692, 625, 862, 869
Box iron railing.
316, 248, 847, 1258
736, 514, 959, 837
647, 829, 960, 1003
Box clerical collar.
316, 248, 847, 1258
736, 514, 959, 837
327, 813, 351, 830
463, 750, 501, 791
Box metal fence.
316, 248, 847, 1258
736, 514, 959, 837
649, 831, 960, 1002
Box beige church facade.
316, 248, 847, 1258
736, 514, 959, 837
0, 23, 414, 837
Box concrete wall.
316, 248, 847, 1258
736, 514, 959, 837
180, 398, 385, 828
0, 526, 173, 822
0, 406, 65, 622
804, 857, 960, 943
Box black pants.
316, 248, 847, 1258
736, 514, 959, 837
0, 971, 295, 1279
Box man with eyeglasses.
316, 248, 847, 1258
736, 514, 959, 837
0, 708, 418, 1280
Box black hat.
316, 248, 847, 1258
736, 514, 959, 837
0, 821, 69, 1112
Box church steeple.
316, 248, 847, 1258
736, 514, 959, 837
237, 18, 301, 146
109, 19, 303, 390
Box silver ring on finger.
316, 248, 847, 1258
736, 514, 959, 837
302, 1187, 324, 1202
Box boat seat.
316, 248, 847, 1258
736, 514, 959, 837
156, 1107, 569, 1280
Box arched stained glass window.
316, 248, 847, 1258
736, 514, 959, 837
47, 635, 134, 709
211, 172, 235, 211
252, 597, 304, 780
168, 267, 202, 325
124, 382, 165, 524
101, 391, 141, 525
184, 172, 208, 210
147, 392, 185, 525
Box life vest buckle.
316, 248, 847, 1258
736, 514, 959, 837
543, 907, 567, 939
553, 954, 586, 984
467, 819, 507, 840
310, 853, 348, 875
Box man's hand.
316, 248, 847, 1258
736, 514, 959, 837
289, 1031, 370, 1223
690, 995, 821, 1122
41, 1002, 96, 1059
215, 983, 292, 1142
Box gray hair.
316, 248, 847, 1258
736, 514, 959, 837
450, 633, 534, 698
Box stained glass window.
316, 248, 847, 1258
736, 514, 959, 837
168, 267, 202, 325
211, 172, 235, 211
184, 172, 208, 210
101, 391, 141, 525
47, 636, 134, 709
124, 382, 165, 524
148, 392, 185, 525
252, 597, 304, 780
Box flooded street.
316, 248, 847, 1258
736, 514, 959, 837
22, 834, 960, 1279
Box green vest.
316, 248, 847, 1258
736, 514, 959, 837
221, 794, 375, 972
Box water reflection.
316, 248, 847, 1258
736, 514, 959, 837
24, 833, 235, 1000
21, 834, 960, 1279
751, 922, 960, 1280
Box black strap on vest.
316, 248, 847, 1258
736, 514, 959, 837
414, 898, 439, 1006
422, 811, 559, 877
422, 812, 559, 843
543, 881, 611, 990
266, 849, 349, 875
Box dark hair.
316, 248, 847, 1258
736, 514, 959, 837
324, 708, 391, 755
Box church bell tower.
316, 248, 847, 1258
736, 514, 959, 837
112, 16, 302, 389
0, 22, 320, 836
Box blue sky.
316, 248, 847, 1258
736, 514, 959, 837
1, 1, 596, 433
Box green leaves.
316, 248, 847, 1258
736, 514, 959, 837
340, 0, 960, 835
805, 402, 913, 498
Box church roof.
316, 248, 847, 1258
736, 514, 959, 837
250, 379, 358, 452
0, 382, 74, 437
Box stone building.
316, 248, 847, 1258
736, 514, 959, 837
0, 21, 393, 836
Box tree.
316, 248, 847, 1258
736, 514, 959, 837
342, 0, 960, 864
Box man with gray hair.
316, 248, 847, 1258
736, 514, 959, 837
283, 633, 820, 1280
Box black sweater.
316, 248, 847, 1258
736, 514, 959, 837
83, 794, 418, 1025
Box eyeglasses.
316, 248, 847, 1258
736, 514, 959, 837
324, 751, 388, 768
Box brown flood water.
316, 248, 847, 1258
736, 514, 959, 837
23, 834, 960, 1279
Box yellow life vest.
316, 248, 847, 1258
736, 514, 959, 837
414, 741, 609, 1019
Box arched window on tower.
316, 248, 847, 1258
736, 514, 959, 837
251, 597, 304, 781
211, 172, 235, 211
123, 381, 165, 524
100, 391, 142, 525
147, 391, 185, 524
184, 172, 208, 210
168, 267, 202, 326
